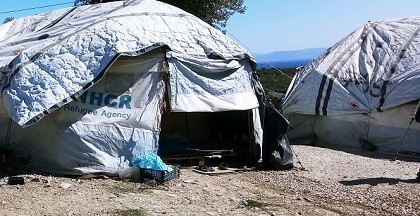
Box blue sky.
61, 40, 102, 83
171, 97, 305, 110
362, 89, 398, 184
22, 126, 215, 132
0, 1, 74, 21
1, 0, 419, 54
227, 0, 420, 54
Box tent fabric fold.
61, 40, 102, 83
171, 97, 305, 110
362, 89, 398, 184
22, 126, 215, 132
167, 52, 259, 112
283, 16, 420, 154
0, 0, 252, 127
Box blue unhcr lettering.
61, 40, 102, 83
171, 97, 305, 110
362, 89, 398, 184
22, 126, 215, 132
89, 92, 104, 106
77, 91, 131, 109
119, 95, 131, 109
104, 94, 118, 107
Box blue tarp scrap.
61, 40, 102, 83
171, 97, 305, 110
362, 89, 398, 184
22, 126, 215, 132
132, 153, 173, 172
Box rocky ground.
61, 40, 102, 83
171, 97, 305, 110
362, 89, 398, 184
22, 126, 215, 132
0, 145, 419, 216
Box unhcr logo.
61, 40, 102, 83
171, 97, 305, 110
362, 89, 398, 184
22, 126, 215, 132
77, 90, 132, 109
61, 90, 133, 120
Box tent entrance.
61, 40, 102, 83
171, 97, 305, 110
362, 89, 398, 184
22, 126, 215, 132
159, 110, 253, 160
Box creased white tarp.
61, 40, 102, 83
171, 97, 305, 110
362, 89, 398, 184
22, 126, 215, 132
283, 16, 420, 115
18, 51, 166, 175
167, 52, 259, 112
283, 17, 420, 154
0, 0, 253, 127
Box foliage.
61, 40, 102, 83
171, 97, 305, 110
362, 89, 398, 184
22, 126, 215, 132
114, 208, 147, 216
257, 67, 296, 94
160, 0, 245, 31
244, 199, 265, 208
256, 67, 297, 109
3, 17, 14, 24
74, 0, 246, 31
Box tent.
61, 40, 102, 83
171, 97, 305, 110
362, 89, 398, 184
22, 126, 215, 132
283, 16, 420, 154
0, 0, 292, 175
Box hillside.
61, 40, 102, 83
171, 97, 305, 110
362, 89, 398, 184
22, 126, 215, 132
256, 48, 326, 62
254, 48, 327, 103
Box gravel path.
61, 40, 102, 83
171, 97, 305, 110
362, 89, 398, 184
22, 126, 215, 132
249, 145, 420, 216
0, 145, 418, 215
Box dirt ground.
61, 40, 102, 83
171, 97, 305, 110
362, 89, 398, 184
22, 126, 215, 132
0, 145, 419, 216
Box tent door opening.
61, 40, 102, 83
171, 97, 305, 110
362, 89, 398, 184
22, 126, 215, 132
159, 110, 255, 161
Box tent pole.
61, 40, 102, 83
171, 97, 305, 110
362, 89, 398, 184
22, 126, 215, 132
4, 117, 12, 150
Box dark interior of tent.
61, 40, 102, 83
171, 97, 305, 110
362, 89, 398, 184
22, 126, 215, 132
159, 110, 256, 162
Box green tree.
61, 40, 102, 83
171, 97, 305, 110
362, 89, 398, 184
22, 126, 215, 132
74, 0, 246, 31
3, 17, 14, 24
256, 67, 297, 109
257, 67, 296, 94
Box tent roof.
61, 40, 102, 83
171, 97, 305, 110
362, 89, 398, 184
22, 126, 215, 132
0, 0, 254, 126
283, 16, 420, 115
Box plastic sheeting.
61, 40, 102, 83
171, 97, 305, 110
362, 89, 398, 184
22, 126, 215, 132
5, 52, 165, 175
0, 0, 253, 127
262, 101, 293, 170
167, 52, 259, 112
132, 153, 172, 171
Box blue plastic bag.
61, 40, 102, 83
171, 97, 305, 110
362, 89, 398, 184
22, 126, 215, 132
132, 153, 172, 171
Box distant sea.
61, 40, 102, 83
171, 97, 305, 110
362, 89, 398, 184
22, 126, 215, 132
256, 59, 313, 70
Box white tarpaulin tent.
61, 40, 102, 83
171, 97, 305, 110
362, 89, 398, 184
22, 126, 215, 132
283, 16, 420, 154
0, 0, 265, 175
